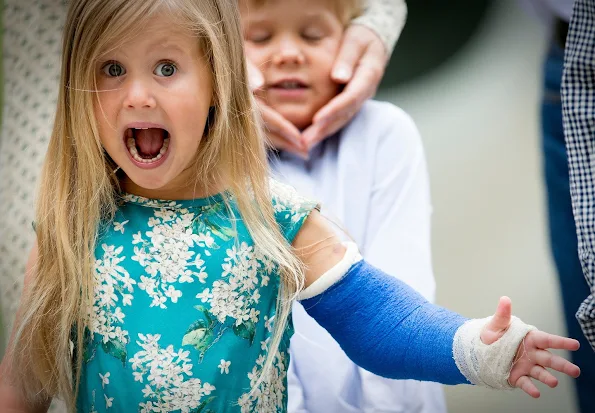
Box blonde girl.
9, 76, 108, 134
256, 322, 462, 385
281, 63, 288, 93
0, 1, 582, 412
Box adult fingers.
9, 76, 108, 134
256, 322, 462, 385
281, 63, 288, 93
303, 65, 380, 148
330, 25, 369, 83
247, 59, 264, 91
258, 102, 302, 149
266, 132, 308, 158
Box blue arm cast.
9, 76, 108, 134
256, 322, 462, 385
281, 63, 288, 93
301, 259, 471, 385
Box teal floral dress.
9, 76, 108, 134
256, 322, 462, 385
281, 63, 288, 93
75, 180, 317, 413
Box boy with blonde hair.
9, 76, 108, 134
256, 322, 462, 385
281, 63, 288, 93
241, 0, 446, 411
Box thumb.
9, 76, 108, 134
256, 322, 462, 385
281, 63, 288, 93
481, 296, 512, 345
331, 26, 367, 83
247, 59, 264, 91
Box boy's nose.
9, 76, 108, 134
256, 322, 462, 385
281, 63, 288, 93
273, 39, 305, 66
123, 78, 156, 109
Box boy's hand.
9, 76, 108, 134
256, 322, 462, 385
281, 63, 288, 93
481, 297, 581, 398
302, 24, 388, 151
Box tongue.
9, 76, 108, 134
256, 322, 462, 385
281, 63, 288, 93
135, 128, 165, 158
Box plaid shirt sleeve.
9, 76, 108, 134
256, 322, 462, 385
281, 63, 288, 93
561, 0, 595, 349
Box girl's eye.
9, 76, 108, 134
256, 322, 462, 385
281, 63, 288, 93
154, 62, 177, 77
102, 62, 126, 77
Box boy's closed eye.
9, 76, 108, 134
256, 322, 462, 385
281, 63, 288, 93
247, 29, 272, 44
301, 26, 326, 42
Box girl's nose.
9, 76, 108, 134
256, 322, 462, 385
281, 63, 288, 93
122, 78, 156, 109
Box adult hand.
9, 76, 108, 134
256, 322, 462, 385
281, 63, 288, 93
301, 24, 388, 151
247, 59, 306, 156
481, 297, 581, 398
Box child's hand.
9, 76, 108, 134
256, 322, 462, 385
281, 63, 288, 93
480, 297, 581, 398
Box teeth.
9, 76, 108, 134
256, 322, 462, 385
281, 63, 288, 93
126, 136, 170, 163
280, 81, 301, 89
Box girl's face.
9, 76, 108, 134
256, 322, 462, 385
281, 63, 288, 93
95, 15, 213, 199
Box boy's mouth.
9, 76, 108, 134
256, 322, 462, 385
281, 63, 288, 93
269, 78, 308, 90
124, 127, 170, 164
272, 80, 307, 89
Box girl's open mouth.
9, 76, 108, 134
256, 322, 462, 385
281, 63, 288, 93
124, 127, 170, 164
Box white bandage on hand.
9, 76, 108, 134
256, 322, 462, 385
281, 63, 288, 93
453, 316, 537, 389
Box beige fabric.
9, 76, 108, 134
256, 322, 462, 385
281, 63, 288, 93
353, 0, 407, 53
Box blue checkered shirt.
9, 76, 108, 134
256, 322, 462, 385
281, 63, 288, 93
562, 0, 595, 350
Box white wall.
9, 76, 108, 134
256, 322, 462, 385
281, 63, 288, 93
378, 1, 577, 412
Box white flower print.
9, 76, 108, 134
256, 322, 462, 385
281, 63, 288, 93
132, 231, 144, 244
104, 394, 114, 409
129, 334, 215, 412
238, 347, 287, 413
218, 359, 231, 374
198, 242, 273, 327
131, 206, 210, 309
196, 288, 211, 303
88, 243, 136, 358
99, 372, 110, 389
269, 178, 315, 225
113, 220, 129, 234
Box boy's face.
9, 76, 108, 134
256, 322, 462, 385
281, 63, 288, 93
241, 0, 344, 130
94, 15, 213, 198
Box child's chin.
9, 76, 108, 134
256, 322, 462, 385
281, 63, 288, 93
277, 110, 314, 131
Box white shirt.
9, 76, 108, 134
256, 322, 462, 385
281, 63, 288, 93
271, 100, 446, 413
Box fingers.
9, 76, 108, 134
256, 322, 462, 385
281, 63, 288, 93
258, 102, 303, 151
531, 330, 581, 352
491, 296, 513, 331
532, 349, 581, 378
480, 296, 512, 345
331, 25, 369, 83
305, 25, 386, 150
266, 132, 307, 158
246, 59, 264, 91
301, 108, 353, 150
516, 376, 541, 398
528, 365, 558, 388
315, 62, 381, 126
303, 64, 380, 149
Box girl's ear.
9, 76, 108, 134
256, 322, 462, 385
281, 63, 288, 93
203, 106, 216, 137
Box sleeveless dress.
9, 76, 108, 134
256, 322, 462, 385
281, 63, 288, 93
76, 180, 317, 413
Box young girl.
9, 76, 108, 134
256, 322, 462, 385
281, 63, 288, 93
0, 1, 580, 412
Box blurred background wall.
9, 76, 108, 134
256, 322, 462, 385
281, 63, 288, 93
0, 0, 580, 412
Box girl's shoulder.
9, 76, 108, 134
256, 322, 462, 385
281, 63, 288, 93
269, 178, 319, 244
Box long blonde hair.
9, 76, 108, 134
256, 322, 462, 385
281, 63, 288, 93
10, 0, 304, 410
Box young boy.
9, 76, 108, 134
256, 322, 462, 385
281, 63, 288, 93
240, 1, 446, 411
